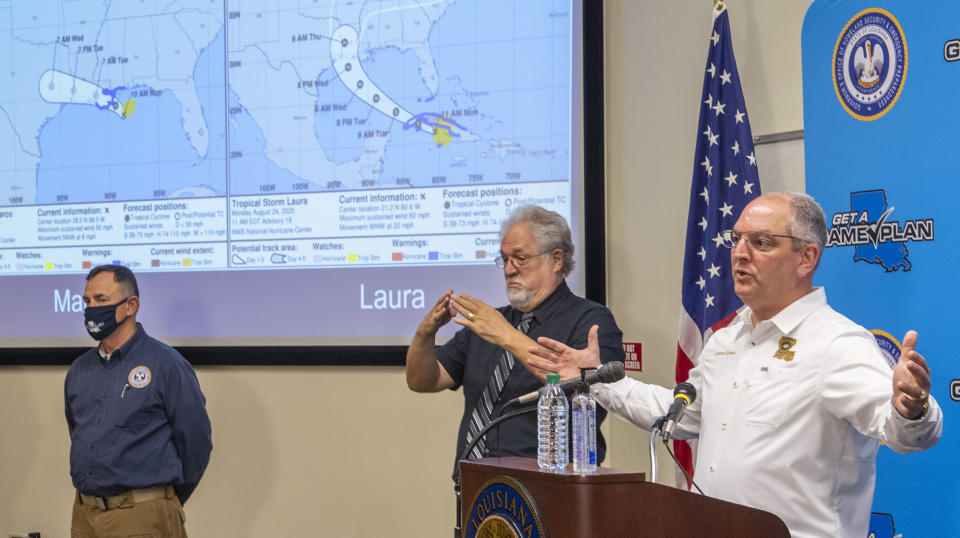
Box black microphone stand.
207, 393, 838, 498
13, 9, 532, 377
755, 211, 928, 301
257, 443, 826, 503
452, 404, 537, 538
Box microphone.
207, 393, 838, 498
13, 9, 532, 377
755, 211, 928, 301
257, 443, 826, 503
661, 382, 696, 440
513, 361, 625, 404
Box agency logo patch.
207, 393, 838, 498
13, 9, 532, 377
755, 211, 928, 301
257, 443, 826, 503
127, 366, 152, 388
826, 190, 934, 272
773, 336, 797, 362
870, 330, 901, 370
464, 477, 546, 538
833, 8, 907, 120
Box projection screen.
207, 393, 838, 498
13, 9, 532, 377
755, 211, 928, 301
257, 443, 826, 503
0, 0, 606, 364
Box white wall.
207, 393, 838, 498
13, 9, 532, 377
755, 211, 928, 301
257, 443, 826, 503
0, 2, 809, 536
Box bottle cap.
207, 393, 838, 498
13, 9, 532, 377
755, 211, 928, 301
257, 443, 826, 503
546, 373, 561, 383
577, 367, 597, 394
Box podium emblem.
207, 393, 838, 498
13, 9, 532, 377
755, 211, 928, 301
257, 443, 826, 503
465, 476, 547, 538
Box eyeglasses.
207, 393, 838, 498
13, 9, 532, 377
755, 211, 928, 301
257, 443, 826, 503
495, 252, 547, 269
721, 230, 803, 252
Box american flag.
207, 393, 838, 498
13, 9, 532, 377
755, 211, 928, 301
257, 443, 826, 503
675, 2, 761, 485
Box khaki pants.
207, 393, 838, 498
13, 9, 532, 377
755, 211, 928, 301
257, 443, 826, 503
71, 485, 187, 538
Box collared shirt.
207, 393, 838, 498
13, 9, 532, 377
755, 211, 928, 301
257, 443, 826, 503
594, 288, 942, 538
65, 324, 213, 504
437, 280, 624, 471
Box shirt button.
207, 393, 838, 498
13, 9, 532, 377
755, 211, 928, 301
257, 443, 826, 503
751, 342, 756, 346
733, 381, 739, 389
721, 423, 728, 430
709, 465, 716, 472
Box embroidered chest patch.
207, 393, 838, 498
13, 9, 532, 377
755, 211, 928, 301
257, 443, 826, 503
128, 366, 152, 388
774, 336, 797, 362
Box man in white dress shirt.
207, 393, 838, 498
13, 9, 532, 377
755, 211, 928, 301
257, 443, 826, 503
528, 192, 942, 538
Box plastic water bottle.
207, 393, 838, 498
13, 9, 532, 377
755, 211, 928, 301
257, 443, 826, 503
571, 378, 597, 473
537, 373, 568, 470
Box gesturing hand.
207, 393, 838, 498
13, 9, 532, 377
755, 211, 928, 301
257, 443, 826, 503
892, 330, 932, 420
415, 289, 455, 337
526, 324, 602, 382
450, 293, 514, 346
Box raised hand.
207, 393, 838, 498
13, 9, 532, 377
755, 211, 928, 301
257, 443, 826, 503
415, 289, 455, 337
450, 293, 514, 345
892, 330, 932, 419
526, 324, 602, 382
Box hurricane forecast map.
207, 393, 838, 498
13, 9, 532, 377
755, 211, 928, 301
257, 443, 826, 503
3, 0, 225, 206
0, 0, 574, 274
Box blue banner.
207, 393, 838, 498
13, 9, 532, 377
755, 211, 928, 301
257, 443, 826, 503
803, 1, 958, 535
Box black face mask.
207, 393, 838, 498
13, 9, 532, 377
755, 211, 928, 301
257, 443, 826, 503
83, 297, 130, 341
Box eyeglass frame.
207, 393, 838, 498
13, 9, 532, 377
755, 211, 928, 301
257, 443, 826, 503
494, 251, 549, 269
720, 229, 805, 252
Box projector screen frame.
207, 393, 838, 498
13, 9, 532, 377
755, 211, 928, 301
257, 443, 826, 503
0, 0, 607, 367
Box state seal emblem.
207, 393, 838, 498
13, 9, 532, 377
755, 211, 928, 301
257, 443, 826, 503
833, 8, 907, 121
465, 477, 546, 538
128, 365, 152, 388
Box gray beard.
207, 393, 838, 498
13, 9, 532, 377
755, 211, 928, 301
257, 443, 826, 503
506, 286, 531, 310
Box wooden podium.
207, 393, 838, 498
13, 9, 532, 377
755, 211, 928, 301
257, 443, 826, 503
459, 457, 789, 537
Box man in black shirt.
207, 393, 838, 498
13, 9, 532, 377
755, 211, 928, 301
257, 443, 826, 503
406, 206, 624, 472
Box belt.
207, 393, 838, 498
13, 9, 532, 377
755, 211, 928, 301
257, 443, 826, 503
77, 485, 174, 510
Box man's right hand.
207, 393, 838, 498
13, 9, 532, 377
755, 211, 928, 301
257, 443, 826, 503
407, 289, 457, 392
415, 289, 455, 338
527, 324, 602, 381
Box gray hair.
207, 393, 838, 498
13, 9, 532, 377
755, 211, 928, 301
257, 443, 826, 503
770, 192, 827, 267
500, 206, 575, 277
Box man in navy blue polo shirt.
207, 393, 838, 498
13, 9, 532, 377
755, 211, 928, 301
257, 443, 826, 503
65, 265, 212, 537
406, 206, 624, 475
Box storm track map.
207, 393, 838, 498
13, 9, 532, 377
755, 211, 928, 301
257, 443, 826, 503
0, 0, 573, 274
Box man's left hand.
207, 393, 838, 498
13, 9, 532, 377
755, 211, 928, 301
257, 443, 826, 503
450, 293, 514, 346
893, 330, 932, 420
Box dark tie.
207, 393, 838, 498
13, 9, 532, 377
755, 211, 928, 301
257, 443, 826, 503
466, 311, 535, 459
